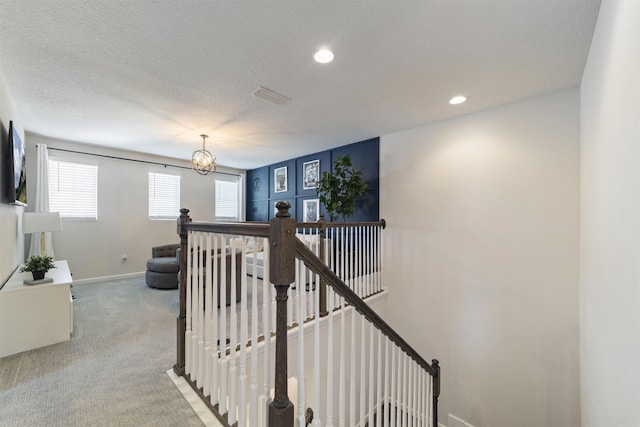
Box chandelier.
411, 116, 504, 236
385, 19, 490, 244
192, 134, 216, 175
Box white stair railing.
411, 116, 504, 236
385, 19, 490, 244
295, 236, 440, 427
175, 206, 439, 427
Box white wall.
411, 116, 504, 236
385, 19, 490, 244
0, 66, 25, 285
580, 1, 640, 426
380, 90, 580, 427
25, 133, 244, 281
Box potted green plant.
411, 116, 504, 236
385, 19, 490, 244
20, 255, 57, 280
316, 155, 368, 221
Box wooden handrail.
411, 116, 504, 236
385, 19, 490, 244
296, 218, 386, 229
183, 218, 386, 236
184, 221, 270, 237
294, 238, 436, 376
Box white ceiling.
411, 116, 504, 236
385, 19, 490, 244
0, 0, 600, 170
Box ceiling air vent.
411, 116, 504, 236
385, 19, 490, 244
252, 86, 291, 105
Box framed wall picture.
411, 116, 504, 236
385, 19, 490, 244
302, 159, 320, 190
274, 166, 288, 193
303, 198, 320, 223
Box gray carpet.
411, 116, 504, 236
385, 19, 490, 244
0, 276, 204, 427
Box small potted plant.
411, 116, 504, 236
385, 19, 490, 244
20, 255, 57, 280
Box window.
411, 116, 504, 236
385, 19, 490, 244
148, 172, 180, 219
49, 159, 98, 219
215, 175, 241, 221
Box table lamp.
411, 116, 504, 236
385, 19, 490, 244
23, 212, 63, 256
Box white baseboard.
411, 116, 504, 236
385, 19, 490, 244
72, 271, 145, 285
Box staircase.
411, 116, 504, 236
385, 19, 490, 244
173, 203, 440, 426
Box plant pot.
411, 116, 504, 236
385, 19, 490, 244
32, 270, 46, 281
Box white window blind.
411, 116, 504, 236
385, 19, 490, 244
49, 159, 98, 219
149, 172, 181, 219
215, 176, 240, 221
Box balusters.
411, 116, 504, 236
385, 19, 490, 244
210, 233, 219, 406
395, 348, 402, 427
403, 352, 409, 427
185, 231, 193, 376
326, 287, 335, 427
358, 226, 362, 296
267, 238, 276, 337
384, 337, 390, 427
426, 370, 431, 427
348, 225, 352, 296
349, 306, 356, 427
378, 225, 383, 293
353, 226, 358, 294
297, 257, 306, 427
197, 232, 205, 386
376, 328, 382, 427
359, 316, 366, 425
339, 296, 346, 427
249, 237, 259, 427
239, 239, 248, 426
287, 279, 293, 327
341, 227, 346, 288
302, 223, 392, 299
373, 225, 378, 293
407, 361, 412, 427
309, 232, 317, 319
262, 239, 272, 426
312, 266, 321, 427
427, 370, 433, 427
367, 225, 372, 293
407, 359, 416, 427
368, 322, 375, 424
192, 232, 202, 381
203, 233, 213, 397
175, 218, 448, 427
370, 225, 375, 294
299, 260, 306, 324
219, 234, 228, 416
358, 225, 362, 296
418, 368, 424, 427
228, 236, 238, 425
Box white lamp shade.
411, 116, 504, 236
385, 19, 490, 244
23, 212, 62, 234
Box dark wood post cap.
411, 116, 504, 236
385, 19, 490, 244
275, 201, 291, 218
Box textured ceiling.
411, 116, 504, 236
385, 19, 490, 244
0, 0, 600, 169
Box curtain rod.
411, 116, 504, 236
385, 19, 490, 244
41, 146, 241, 177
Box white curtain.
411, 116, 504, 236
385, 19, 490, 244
28, 144, 55, 258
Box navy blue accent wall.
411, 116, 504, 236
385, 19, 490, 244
246, 167, 269, 221
245, 137, 379, 222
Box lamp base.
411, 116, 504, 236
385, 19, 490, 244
40, 232, 46, 257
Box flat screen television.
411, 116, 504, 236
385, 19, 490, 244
6, 120, 27, 206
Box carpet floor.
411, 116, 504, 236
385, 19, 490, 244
0, 276, 205, 427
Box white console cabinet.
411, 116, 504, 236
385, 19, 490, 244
0, 260, 73, 358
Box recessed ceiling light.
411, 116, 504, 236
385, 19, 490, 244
314, 48, 334, 64
449, 95, 467, 105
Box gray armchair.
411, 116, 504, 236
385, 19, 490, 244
145, 244, 180, 289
